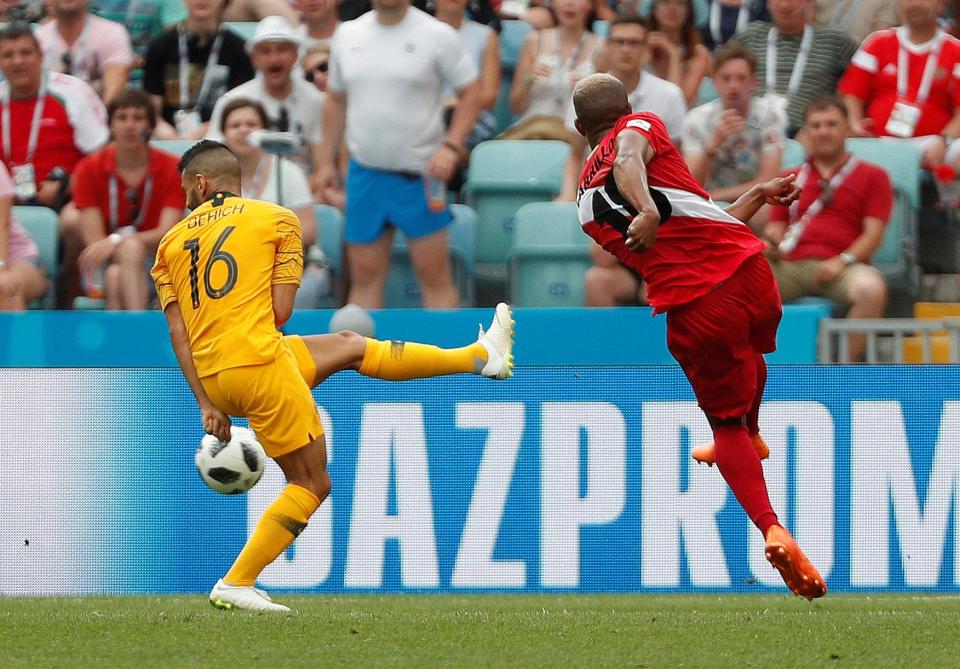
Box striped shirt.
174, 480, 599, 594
730, 22, 858, 131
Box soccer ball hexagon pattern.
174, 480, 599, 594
195, 426, 266, 495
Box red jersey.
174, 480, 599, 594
576, 111, 764, 313
769, 158, 892, 262
0, 73, 108, 181
838, 28, 960, 138
71, 145, 186, 235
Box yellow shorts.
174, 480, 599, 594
200, 336, 322, 458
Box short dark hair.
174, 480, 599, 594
609, 12, 650, 32
804, 94, 848, 121
107, 88, 156, 129
219, 97, 269, 133
713, 42, 757, 75
0, 22, 40, 51
178, 139, 240, 182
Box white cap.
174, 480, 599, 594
245, 15, 302, 54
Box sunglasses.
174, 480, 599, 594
305, 60, 329, 84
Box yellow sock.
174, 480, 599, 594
224, 484, 320, 587
358, 338, 488, 380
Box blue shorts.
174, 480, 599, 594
344, 159, 452, 244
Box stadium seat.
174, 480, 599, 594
696, 77, 719, 106
782, 138, 805, 169
385, 203, 476, 308
13, 206, 58, 309
150, 139, 197, 157
846, 138, 922, 289
499, 20, 532, 71
225, 22, 256, 41
73, 296, 106, 310
314, 204, 344, 308
508, 201, 590, 307
592, 20, 609, 37
463, 140, 569, 276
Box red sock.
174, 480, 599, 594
746, 354, 766, 435
713, 424, 779, 535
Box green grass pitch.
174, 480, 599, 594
1, 595, 958, 668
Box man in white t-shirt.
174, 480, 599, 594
558, 13, 687, 202
297, 0, 340, 52
683, 42, 785, 211
206, 16, 325, 184
36, 0, 134, 104
318, 0, 480, 309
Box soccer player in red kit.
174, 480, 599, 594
573, 73, 826, 599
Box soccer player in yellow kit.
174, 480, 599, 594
152, 141, 515, 612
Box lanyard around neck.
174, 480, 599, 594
898, 32, 943, 103
109, 172, 154, 232
2, 73, 48, 165
710, 1, 750, 46
766, 24, 814, 97
780, 157, 859, 253
178, 25, 225, 110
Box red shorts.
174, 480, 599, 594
665, 253, 782, 419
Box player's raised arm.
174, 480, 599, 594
162, 301, 232, 442
613, 130, 660, 252
725, 174, 801, 225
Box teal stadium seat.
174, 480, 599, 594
314, 204, 344, 308
225, 22, 257, 41
509, 201, 590, 307
463, 140, 569, 279
494, 20, 533, 134
385, 203, 476, 308
781, 138, 805, 169
150, 139, 197, 157
696, 77, 719, 106
13, 206, 58, 309
592, 20, 609, 38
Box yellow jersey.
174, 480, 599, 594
151, 192, 303, 377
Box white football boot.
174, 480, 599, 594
477, 302, 515, 380
209, 579, 292, 613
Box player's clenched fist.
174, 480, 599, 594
625, 208, 660, 252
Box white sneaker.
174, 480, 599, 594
478, 302, 515, 380
209, 578, 291, 613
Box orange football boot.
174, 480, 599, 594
764, 525, 827, 600
691, 433, 770, 466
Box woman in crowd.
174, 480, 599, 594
647, 0, 710, 106
0, 163, 47, 311
507, 0, 601, 142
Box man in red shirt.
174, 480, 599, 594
839, 0, 960, 171
765, 96, 892, 362
69, 89, 186, 310
573, 72, 826, 600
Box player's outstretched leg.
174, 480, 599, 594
692, 354, 769, 465
210, 436, 330, 613
712, 421, 825, 599
300, 303, 515, 386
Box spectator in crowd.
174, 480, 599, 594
701, 0, 769, 51
319, 0, 480, 308
813, 0, 896, 44
220, 98, 317, 246
223, 0, 300, 24
683, 42, 785, 216
765, 96, 891, 361
89, 0, 186, 87
303, 43, 331, 93
143, 0, 254, 140
70, 89, 186, 310
219, 98, 329, 309
0, 163, 48, 310
730, 0, 857, 136
559, 14, 686, 200
36, 0, 134, 105
647, 0, 711, 106
839, 0, 960, 173
297, 0, 340, 51
0, 22, 109, 211
205, 17, 324, 186
506, 0, 602, 142
435, 0, 501, 149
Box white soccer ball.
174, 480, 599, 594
195, 426, 266, 495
